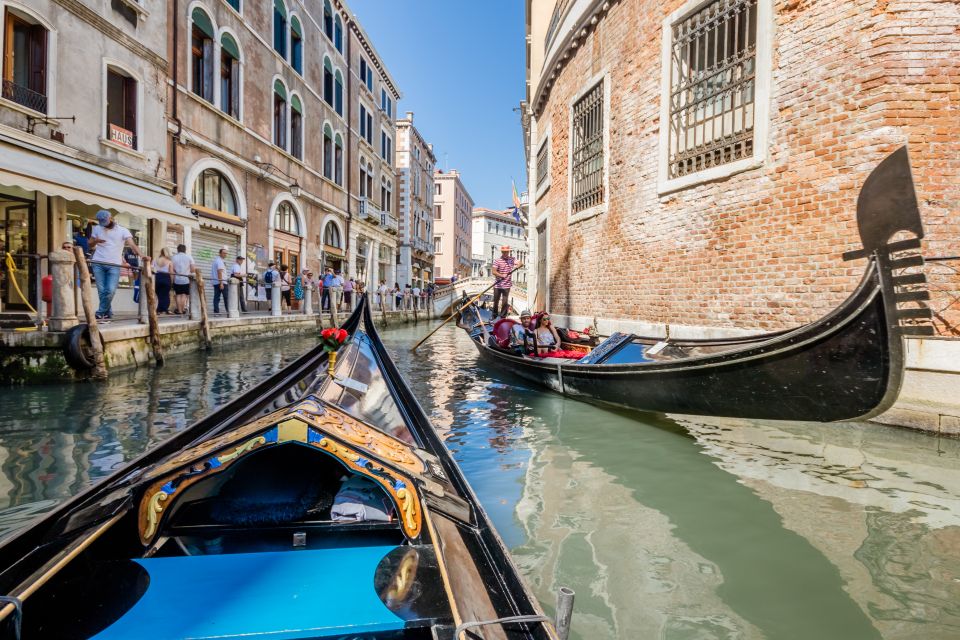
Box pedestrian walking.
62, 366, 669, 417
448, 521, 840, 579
491, 245, 522, 319
279, 264, 292, 309
411, 284, 421, 310
154, 248, 173, 314
230, 255, 247, 312
377, 281, 388, 309
393, 282, 402, 310
88, 209, 144, 321
331, 271, 344, 310
343, 277, 354, 310
264, 261, 279, 304
211, 247, 229, 314
171, 244, 194, 315
294, 269, 306, 307
321, 268, 336, 310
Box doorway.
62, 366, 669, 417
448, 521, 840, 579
0, 195, 37, 311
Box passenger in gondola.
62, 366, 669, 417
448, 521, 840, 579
533, 313, 561, 355
510, 310, 537, 356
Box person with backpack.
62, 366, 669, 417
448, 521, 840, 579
279, 264, 292, 309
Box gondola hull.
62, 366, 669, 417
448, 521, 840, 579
461, 147, 933, 423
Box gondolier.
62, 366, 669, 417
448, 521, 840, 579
491, 245, 522, 319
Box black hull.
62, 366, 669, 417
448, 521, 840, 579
463, 147, 933, 423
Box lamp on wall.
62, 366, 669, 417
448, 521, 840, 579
254, 157, 304, 199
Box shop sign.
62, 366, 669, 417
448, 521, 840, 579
109, 124, 135, 149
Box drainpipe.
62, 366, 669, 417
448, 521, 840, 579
171, 0, 182, 194
344, 14, 353, 273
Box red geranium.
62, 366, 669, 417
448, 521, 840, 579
320, 326, 350, 352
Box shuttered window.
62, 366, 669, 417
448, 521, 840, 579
220, 34, 240, 119
106, 67, 137, 149
191, 9, 214, 103
2, 9, 48, 113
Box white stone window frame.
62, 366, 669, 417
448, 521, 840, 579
533, 208, 551, 312
100, 58, 145, 157
567, 69, 610, 225
534, 121, 552, 202
186, 3, 245, 125
0, 1, 58, 118
267, 192, 306, 260
657, 0, 773, 195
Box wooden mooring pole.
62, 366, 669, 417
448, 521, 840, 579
72, 247, 108, 380
194, 268, 212, 350
141, 257, 164, 366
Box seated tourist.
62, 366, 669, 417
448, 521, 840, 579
510, 310, 536, 355
534, 314, 561, 355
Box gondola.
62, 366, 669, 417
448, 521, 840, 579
0, 297, 556, 639
459, 147, 933, 422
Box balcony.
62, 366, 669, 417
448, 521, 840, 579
381, 211, 398, 234
358, 197, 381, 224
412, 237, 432, 254
2, 80, 46, 114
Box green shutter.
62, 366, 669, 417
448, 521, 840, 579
291, 95, 303, 114
291, 16, 302, 38
274, 0, 286, 17
274, 79, 287, 101
221, 34, 240, 61
192, 8, 214, 38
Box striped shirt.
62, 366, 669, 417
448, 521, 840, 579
492, 257, 516, 289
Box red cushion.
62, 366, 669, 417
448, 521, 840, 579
492, 318, 518, 348
537, 349, 584, 360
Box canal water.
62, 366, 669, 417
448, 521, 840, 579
1, 325, 958, 639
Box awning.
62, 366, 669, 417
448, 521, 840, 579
0, 137, 193, 224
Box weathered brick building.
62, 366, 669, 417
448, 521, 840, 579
524, 0, 960, 428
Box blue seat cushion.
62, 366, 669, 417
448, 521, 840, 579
93, 545, 408, 640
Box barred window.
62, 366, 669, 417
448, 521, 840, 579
536, 138, 549, 190
668, 0, 757, 180
571, 81, 604, 213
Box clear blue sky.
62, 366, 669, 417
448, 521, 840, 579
350, 0, 527, 209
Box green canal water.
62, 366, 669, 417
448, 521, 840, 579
0, 325, 958, 639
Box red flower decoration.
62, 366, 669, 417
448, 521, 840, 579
320, 326, 350, 353
337, 328, 348, 342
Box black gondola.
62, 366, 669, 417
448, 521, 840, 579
0, 298, 555, 640
459, 147, 933, 422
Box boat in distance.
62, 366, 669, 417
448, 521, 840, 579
459, 147, 933, 423
0, 297, 556, 639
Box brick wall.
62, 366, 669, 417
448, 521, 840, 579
534, 0, 960, 335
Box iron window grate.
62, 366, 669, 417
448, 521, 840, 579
536, 138, 549, 189
668, 0, 757, 180
571, 81, 604, 213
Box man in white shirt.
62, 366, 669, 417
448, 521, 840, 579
171, 244, 195, 314
411, 285, 421, 310
229, 255, 247, 312
88, 209, 143, 321
211, 247, 228, 314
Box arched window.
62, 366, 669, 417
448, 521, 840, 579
273, 0, 287, 57
322, 58, 333, 106
366, 162, 374, 199
191, 8, 215, 103
358, 159, 368, 198
323, 0, 333, 40
220, 33, 240, 118
2, 7, 50, 113
334, 134, 344, 186
290, 95, 303, 160
275, 201, 300, 235
380, 177, 392, 213
192, 169, 237, 216
334, 70, 343, 116
273, 79, 287, 149
290, 16, 303, 74
323, 124, 333, 180
334, 15, 343, 53
324, 221, 342, 248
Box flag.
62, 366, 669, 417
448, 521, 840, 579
511, 180, 522, 223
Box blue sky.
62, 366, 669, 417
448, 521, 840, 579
350, 0, 527, 209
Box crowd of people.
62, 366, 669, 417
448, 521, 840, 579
69, 209, 438, 323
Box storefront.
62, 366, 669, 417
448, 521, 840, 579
188, 166, 245, 290
322, 220, 344, 273
0, 186, 36, 311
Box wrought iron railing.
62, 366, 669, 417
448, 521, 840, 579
571, 80, 604, 213
380, 211, 398, 234
2, 80, 47, 113
536, 138, 550, 189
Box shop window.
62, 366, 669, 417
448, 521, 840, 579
323, 0, 333, 40
334, 134, 344, 186
290, 95, 303, 160
323, 124, 333, 180
191, 8, 215, 103
220, 34, 241, 119
193, 168, 238, 215
290, 16, 303, 74
106, 67, 137, 149
276, 201, 300, 235
323, 58, 333, 106
273, 79, 287, 150
334, 70, 343, 116
2, 9, 48, 113
334, 15, 343, 53
273, 0, 287, 58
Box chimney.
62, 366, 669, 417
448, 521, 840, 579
406, 111, 414, 121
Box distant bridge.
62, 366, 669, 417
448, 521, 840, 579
430, 277, 528, 317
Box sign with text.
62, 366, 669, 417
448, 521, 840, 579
109, 123, 135, 149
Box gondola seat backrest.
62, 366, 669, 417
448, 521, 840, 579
492, 318, 518, 348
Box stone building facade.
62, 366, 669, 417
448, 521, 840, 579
0, 0, 193, 316
167, 0, 399, 295
395, 111, 436, 289
524, 0, 960, 428
432, 169, 474, 280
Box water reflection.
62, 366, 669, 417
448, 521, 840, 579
378, 324, 960, 640
0, 335, 319, 528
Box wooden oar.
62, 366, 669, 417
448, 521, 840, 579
410, 264, 522, 352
